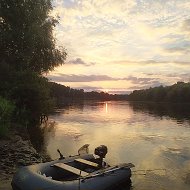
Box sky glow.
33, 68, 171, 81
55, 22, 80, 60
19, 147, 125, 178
48, 0, 190, 94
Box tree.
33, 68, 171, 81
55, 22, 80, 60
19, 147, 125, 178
128, 82, 190, 103
0, 96, 14, 136
0, 0, 66, 73
0, 0, 67, 127
10, 71, 55, 123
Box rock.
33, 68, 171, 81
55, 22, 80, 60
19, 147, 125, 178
8, 162, 14, 167
17, 158, 25, 164
0, 130, 51, 182
12, 135, 22, 143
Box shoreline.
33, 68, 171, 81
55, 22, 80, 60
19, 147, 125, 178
0, 129, 51, 190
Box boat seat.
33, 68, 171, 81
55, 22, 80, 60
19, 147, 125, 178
75, 158, 99, 168
53, 163, 89, 177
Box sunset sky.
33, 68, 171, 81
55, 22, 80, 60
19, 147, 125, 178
48, 0, 190, 94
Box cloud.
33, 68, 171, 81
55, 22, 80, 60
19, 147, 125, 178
51, 0, 190, 64
165, 47, 190, 54
182, 19, 190, 32
67, 58, 95, 66
48, 74, 118, 82
124, 76, 159, 85
163, 39, 190, 56
143, 72, 190, 84
113, 59, 190, 65
128, 81, 164, 91
114, 59, 167, 65
49, 0, 190, 91
48, 73, 159, 85
164, 73, 190, 82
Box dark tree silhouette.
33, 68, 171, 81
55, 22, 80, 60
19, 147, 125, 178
0, 0, 66, 126
128, 82, 190, 103
0, 0, 66, 73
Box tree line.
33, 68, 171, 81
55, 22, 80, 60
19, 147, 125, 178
49, 82, 128, 106
128, 82, 190, 103
50, 81, 190, 105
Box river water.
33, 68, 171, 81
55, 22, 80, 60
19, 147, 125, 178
37, 101, 190, 190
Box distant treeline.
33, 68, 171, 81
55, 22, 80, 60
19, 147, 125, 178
128, 82, 190, 103
49, 82, 128, 106
49, 81, 190, 106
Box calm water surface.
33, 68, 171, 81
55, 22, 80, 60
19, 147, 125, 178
40, 101, 190, 190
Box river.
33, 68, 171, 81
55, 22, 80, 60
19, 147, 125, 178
34, 101, 190, 190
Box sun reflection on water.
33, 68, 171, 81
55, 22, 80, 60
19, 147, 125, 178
105, 102, 108, 113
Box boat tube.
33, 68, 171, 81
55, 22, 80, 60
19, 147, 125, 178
12, 145, 134, 190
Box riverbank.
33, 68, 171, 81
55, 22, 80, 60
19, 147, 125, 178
0, 129, 51, 190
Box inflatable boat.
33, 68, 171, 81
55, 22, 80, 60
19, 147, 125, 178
12, 145, 134, 190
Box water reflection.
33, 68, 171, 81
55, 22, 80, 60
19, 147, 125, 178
129, 101, 190, 126
28, 121, 56, 154
29, 101, 190, 190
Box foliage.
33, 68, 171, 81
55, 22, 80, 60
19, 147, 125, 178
11, 71, 55, 124
0, 0, 66, 74
0, 64, 54, 124
128, 82, 190, 103
0, 0, 66, 128
0, 0, 66, 127
0, 96, 14, 137
49, 82, 128, 106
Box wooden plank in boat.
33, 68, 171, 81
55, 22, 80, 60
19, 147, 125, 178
53, 163, 89, 177
81, 163, 135, 180
75, 158, 99, 168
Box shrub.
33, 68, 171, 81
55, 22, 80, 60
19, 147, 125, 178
0, 97, 14, 137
